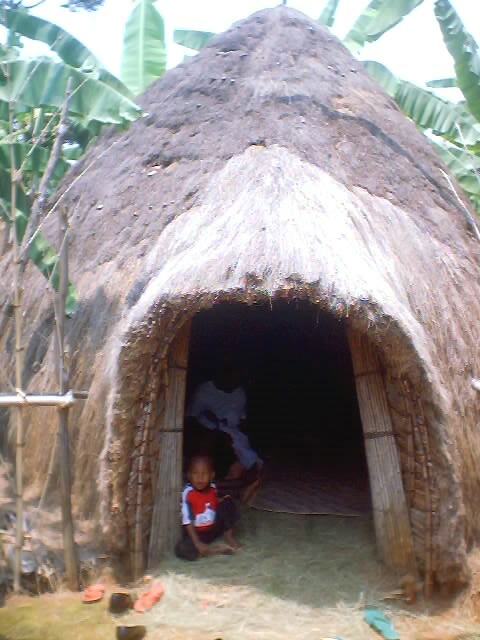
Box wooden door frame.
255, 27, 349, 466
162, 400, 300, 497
347, 329, 417, 576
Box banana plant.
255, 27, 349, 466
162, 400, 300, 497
1, 0, 172, 312
0, 6, 142, 314
434, 0, 480, 123
360, 1, 480, 212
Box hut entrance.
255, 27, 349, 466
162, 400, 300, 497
148, 299, 416, 576
186, 301, 369, 521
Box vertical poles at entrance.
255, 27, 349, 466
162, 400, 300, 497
148, 319, 191, 569
347, 330, 417, 576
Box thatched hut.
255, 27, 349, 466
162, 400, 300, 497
1, 6, 479, 595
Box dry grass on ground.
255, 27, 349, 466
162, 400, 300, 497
2, 508, 480, 639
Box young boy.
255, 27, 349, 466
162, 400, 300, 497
175, 455, 242, 561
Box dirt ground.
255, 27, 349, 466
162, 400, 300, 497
2, 507, 480, 640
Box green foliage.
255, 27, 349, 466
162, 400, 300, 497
120, 0, 166, 96
0, 7, 100, 68
173, 29, 215, 51
0, 6, 145, 315
426, 77, 457, 88
434, 0, 480, 123
0, 58, 140, 127
318, 0, 340, 28
432, 141, 480, 213
364, 61, 480, 211
343, 0, 424, 54
364, 61, 480, 148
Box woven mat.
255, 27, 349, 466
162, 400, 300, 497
249, 464, 371, 517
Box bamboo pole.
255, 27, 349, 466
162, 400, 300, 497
9, 99, 25, 594
148, 320, 191, 568
53, 206, 79, 591
0, 218, 8, 255
347, 330, 417, 576
0, 392, 76, 407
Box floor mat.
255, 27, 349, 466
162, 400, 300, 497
250, 463, 371, 516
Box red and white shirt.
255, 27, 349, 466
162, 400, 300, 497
181, 483, 218, 530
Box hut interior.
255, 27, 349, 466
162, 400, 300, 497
185, 300, 371, 518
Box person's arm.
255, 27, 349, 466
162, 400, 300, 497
181, 487, 211, 555
188, 384, 209, 421
184, 524, 210, 556
201, 409, 219, 427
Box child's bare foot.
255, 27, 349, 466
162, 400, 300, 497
209, 544, 234, 555
224, 530, 243, 552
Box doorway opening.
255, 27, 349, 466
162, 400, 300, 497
186, 300, 371, 517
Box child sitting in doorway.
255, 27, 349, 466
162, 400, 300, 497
175, 455, 242, 561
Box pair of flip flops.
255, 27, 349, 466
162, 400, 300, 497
82, 580, 164, 614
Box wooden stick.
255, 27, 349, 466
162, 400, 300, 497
9, 98, 25, 594
20, 77, 72, 262
54, 203, 79, 590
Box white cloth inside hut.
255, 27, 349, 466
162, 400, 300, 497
187, 381, 262, 469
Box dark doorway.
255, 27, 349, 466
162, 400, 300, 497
186, 300, 370, 515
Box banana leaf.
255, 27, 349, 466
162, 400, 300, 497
0, 59, 140, 127
344, 0, 424, 54
120, 0, 166, 96
434, 0, 480, 122
0, 143, 70, 183
427, 77, 457, 88
319, 0, 340, 28
431, 138, 480, 212
173, 29, 215, 51
0, 6, 100, 70
364, 61, 480, 149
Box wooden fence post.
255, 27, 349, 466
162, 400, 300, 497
54, 207, 79, 590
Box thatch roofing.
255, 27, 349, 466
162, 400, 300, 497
1, 6, 480, 590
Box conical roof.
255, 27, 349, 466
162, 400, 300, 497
57, 5, 471, 277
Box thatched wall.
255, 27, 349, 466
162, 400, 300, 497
0, 6, 479, 592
